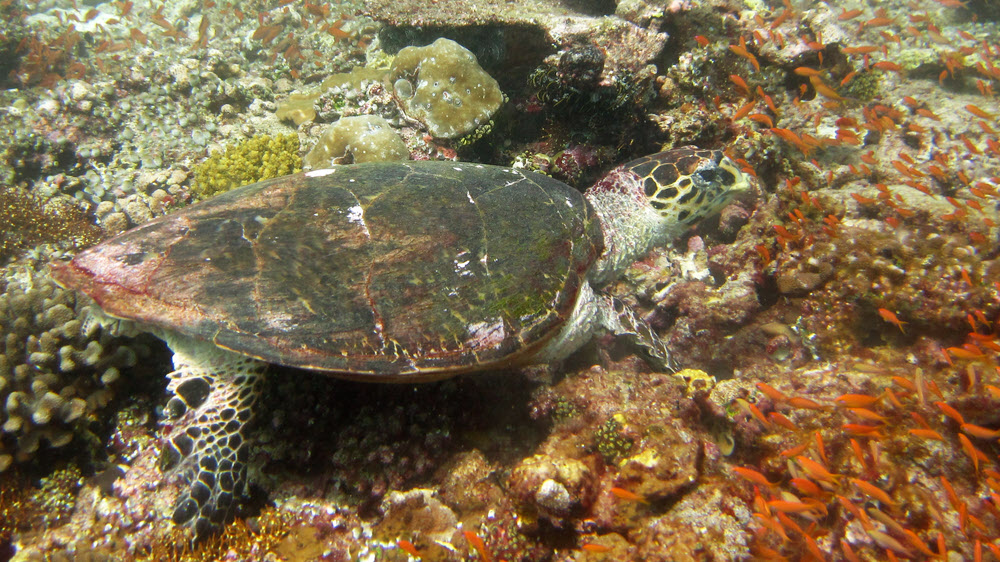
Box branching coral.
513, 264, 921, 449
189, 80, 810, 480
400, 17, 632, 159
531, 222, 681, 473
0, 262, 142, 472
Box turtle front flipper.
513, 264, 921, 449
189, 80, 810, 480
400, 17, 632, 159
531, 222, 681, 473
597, 294, 678, 373
156, 333, 265, 536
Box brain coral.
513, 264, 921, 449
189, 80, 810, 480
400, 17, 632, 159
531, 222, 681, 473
303, 115, 409, 167
0, 262, 143, 471
389, 38, 504, 139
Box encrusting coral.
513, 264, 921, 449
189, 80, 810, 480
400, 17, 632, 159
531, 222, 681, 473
389, 38, 504, 139
303, 115, 409, 167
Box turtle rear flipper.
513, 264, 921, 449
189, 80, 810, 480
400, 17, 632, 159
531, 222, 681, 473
157, 333, 265, 535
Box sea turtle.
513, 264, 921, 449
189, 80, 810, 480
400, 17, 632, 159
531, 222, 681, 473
49, 146, 752, 534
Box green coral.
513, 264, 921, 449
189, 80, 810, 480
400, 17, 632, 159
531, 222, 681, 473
552, 398, 579, 423
596, 415, 633, 464
192, 134, 301, 200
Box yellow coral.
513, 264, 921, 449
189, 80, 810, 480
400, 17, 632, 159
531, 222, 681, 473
192, 134, 302, 200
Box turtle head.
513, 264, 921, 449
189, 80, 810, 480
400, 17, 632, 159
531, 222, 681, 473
585, 146, 754, 284
625, 147, 753, 228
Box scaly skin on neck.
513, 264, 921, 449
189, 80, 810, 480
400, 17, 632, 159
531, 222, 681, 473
584, 165, 682, 287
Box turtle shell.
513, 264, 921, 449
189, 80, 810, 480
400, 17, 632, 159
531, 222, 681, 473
50, 162, 603, 381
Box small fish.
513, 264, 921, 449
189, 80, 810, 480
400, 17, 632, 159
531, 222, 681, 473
766, 499, 822, 514
958, 433, 985, 473
463, 531, 493, 562
786, 396, 824, 410
838, 8, 864, 20
790, 477, 823, 497
610, 486, 648, 504
397, 539, 423, 559
795, 455, 839, 483
873, 61, 904, 72
850, 478, 895, 506
961, 423, 1000, 439
877, 308, 906, 333
835, 394, 880, 408
768, 411, 799, 431
731, 466, 777, 487
581, 543, 612, 553
793, 66, 823, 77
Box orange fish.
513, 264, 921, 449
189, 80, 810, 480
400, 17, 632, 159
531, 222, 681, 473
755, 382, 787, 402
732, 466, 777, 487
768, 411, 799, 431
809, 75, 843, 100
961, 423, 1000, 439
838, 8, 864, 20
835, 394, 880, 408
934, 401, 965, 424
959, 433, 985, 473
850, 478, 896, 506
966, 104, 995, 119
610, 486, 648, 504
843, 45, 880, 54
581, 543, 612, 553
877, 308, 906, 333
795, 455, 839, 483
786, 396, 824, 410
794, 66, 823, 77
463, 531, 493, 562
873, 61, 904, 72
398, 539, 423, 558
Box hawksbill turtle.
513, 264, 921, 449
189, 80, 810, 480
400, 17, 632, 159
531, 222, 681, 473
49, 146, 752, 534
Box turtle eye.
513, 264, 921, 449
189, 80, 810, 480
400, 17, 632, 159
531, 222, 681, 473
697, 169, 717, 182
719, 168, 737, 185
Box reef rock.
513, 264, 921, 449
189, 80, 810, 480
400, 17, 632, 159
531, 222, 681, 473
366, 0, 667, 75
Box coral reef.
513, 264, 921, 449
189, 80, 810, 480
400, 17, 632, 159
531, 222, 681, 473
389, 38, 504, 139
4, 0, 1000, 559
303, 115, 409, 166
192, 134, 302, 199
